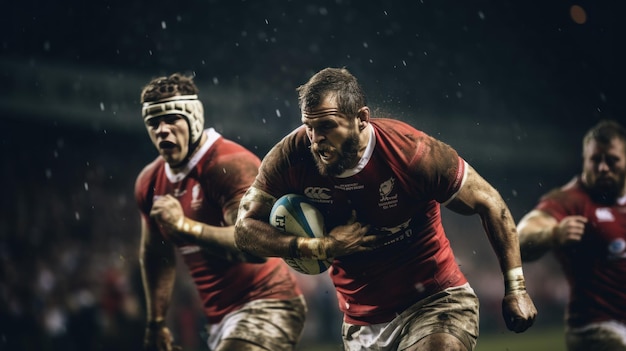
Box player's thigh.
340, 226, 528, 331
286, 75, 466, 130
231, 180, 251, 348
399, 283, 479, 351
404, 332, 468, 351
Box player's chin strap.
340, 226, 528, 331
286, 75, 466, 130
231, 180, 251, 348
142, 95, 205, 168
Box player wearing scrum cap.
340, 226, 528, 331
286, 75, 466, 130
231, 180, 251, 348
235, 67, 536, 351
135, 73, 306, 351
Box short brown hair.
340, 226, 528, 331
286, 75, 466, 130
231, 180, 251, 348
140, 73, 199, 103
583, 120, 626, 151
296, 67, 367, 117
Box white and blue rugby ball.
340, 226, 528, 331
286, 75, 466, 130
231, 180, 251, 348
270, 194, 332, 275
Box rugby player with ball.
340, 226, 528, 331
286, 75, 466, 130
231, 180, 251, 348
235, 67, 536, 351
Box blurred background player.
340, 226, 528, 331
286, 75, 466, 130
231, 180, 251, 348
517, 119, 626, 351
235, 67, 536, 351
135, 73, 306, 351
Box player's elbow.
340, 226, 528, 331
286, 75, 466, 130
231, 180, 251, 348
234, 219, 253, 252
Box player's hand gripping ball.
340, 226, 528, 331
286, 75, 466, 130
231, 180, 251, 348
270, 194, 332, 274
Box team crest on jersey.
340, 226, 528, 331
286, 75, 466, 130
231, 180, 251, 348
378, 177, 398, 209
607, 238, 626, 260
595, 208, 615, 222
191, 184, 203, 210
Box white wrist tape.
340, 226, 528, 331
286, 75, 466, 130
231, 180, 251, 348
505, 267, 524, 281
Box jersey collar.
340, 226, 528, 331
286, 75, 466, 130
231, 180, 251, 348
336, 124, 375, 178
165, 128, 221, 183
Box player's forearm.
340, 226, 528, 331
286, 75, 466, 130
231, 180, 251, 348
140, 249, 176, 322
480, 205, 529, 295
517, 212, 557, 261
175, 216, 236, 248
174, 217, 266, 262
519, 227, 555, 261
235, 217, 309, 258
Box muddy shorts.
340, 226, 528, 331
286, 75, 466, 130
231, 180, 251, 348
566, 320, 626, 351
205, 296, 307, 351
342, 283, 479, 351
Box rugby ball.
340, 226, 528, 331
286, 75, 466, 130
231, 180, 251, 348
269, 194, 332, 275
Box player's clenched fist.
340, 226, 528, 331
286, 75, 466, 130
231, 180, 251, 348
150, 195, 185, 234
502, 292, 537, 333
553, 215, 588, 246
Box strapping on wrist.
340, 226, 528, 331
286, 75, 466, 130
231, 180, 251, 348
504, 267, 526, 295
299, 238, 328, 260
178, 217, 203, 235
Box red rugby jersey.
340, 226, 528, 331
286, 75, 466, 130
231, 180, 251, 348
536, 177, 626, 327
254, 118, 468, 324
135, 128, 301, 324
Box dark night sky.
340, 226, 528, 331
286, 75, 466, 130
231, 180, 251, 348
3, 0, 622, 116
1, 0, 624, 208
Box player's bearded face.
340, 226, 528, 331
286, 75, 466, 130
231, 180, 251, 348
310, 123, 360, 177
582, 138, 626, 203
146, 115, 190, 166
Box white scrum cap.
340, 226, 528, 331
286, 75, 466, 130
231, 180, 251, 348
142, 94, 204, 144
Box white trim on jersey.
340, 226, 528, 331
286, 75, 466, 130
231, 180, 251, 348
165, 128, 221, 183
336, 124, 376, 178
441, 160, 469, 206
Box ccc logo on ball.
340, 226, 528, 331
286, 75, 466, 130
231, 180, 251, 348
304, 187, 332, 200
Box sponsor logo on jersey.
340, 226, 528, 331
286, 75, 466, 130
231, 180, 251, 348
179, 245, 201, 255
334, 182, 364, 191
373, 218, 413, 248
305, 187, 333, 203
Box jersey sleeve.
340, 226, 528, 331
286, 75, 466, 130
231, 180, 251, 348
374, 119, 465, 203
203, 140, 262, 219
252, 127, 308, 198
415, 135, 465, 203
533, 178, 585, 221
535, 190, 574, 221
